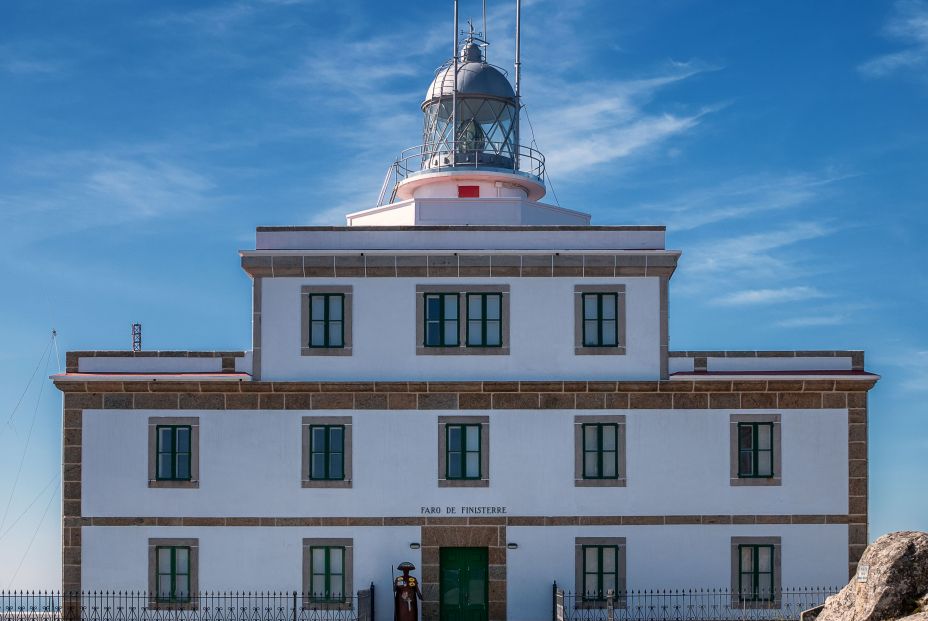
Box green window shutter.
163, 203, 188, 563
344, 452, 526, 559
466, 293, 502, 347
425, 293, 459, 347
308, 294, 345, 348
738, 422, 775, 478
446, 424, 481, 480
582, 545, 619, 600
309, 425, 345, 481
582, 293, 619, 347
310, 546, 346, 603
156, 426, 192, 481
156, 546, 191, 603
582, 424, 619, 479
738, 544, 775, 601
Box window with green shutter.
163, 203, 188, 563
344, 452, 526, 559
582, 423, 619, 479
582, 545, 619, 601
738, 544, 775, 601
156, 425, 192, 481
308, 293, 345, 348
737, 422, 774, 478
309, 546, 346, 603
424, 293, 459, 347
309, 425, 345, 481
582, 293, 619, 347
155, 546, 191, 603
466, 293, 502, 347
446, 424, 481, 480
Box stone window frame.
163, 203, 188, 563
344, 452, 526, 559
416, 285, 510, 356
302, 538, 354, 610
574, 285, 627, 356
148, 538, 199, 610
574, 415, 627, 487
301, 286, 353, 357
729, 414, 782, 487
302, 416, 352, 488
730, 536, 781, 609
437, 415, 489, 487
574, 537, 627, 609
148, 417, 200, 489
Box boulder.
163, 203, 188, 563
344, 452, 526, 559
817, 531, 928, 621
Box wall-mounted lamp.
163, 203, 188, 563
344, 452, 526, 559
506, 543, 519, 550
409, 543, 421, 550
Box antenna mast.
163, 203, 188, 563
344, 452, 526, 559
132, 323, 142, 352
483, 0, 487, 61
452, 0, 459, 167
514, 0, 522, 165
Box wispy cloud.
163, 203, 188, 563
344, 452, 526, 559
775, 314, 848, 328
686, 221, 835, 278
712, 286, 827, 306
623, 172, 851, 231
0, 151, 216, 244
0, 45, 66, 76
859, 0, 928, 78
528, 64, 720, 176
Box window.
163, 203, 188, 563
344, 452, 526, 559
148, 417, 199, 488
156, 546, 191, 602
731, 537, 780, 608
575, 538, 626, 606
583, 424, 618, 478
310, 425, 345, 480
738, 545, 774, 601
424, 293, 459, 347
582, 293, 618, 347
575, 416, 626, 487
310, 546, 346, 602
416, 285, 509, 355
303, 538, 353, 609
438, 416, 489, 487
574, 285, 626, 355
738, 422, 773, 478
309, 294, 344, 348
466, 293, 502, 347
301, 286, 352, 356
446, 424, 481, 480
729, 415, 781, 487
148, 538, 198, 609
156, 426, 191, 481
302, 417, 352, 488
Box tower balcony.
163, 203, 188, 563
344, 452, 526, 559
378, 141, 546, 206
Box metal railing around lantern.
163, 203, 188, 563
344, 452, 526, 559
377, 141, 546, 206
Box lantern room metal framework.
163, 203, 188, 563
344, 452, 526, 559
377, 0, 544, 207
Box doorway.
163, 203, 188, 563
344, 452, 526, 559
439, 547, 489, 621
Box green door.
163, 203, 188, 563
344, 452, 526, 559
440, 547, 489, 621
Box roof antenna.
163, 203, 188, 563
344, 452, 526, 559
132, 322, 142, 352
452, 0, 459, 167
483, 0, 487, 61
514, 0, 522, 164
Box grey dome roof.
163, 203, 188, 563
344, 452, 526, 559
424, 61, 516, 102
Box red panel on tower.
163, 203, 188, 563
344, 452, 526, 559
457, 185, 480, 198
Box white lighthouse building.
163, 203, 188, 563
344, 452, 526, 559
54, 7, 877, 621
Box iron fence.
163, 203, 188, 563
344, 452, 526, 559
552, 583, 837, 621
0, 587, 374, 621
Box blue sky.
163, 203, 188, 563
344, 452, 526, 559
1, 0, 926, 588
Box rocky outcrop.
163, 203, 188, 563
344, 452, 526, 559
817, 531, 928, 621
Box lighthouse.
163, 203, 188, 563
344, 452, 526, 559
350, 8, 589, 226
54, 2, 876, 619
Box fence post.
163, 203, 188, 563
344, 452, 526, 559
551, 582, 557, 621
292, 590, 297, 621
606, 589, 614, 621
370, 583, 375, 621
